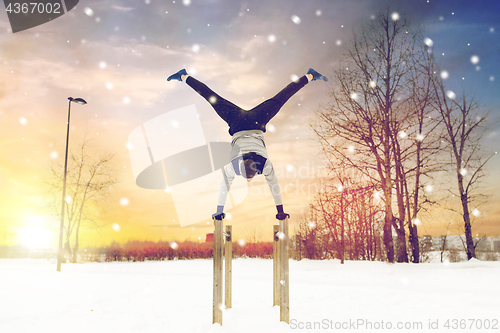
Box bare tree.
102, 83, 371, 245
430, 74, 495, 259
312, 10, 440, 262
309, 162, 384, 262
47, 138, 117, 263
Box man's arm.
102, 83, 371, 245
213, 162, 236, 220
263, 160, 290, 220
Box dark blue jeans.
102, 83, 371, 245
186, 75, 309, 135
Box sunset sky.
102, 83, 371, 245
0, 0, 499, 249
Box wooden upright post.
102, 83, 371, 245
279, 217, 290, 323
225, 225, 232, 309
213, 218, 223, 325
273, 225, 280, 306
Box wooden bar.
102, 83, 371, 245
213, 218, 223, 325
279, 217, 290, 323
273, 225, 280, 306
225, 225, 232, 309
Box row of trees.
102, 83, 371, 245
310, 10, 495, 262
82, 240, 275, 262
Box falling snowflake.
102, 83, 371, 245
286, 164, 295, 172
291, 15, 301, 24
171, 120, 180, 128
65, 196, 72, 204
238, 239, 246, 246
99, 61, 107, 69
412, 218, 421, 226
335, 39, 342, 46
268, 34, 276, 43
290, 74, 299, 82
19, 117, 28, 125
123, 97, 131, 104
398, 131, 407, 139
126, 142, 134, 150
170, 241, 178, 249
470, 55, 479, 64
350, 92, 358, 100
424, 38, 433, 47
278, 232, 285, 240
209, 96, 217, 104
182, 0, 191, 6
391, 12, 400, 21
460, 168, 467, 176
225, 212, 232, 220
308, 221, 316, 228
105, 82, 114, 90
112, 223, 121, 232
446, 91, 456, 100
50, 151, 58, 159
440, 71, 449, 79
192, 44, 200, 53
425, 185, 433, 193
268, 124, 276, 133
369, 80, 376, 88
471, 209, 480, 217
84, 7, 94, 16
347, 145, 355, 153
165, 187, 172, 193
490, 76, 495, 82
416, 133, 424, 141
316, 10, 322, 16
490, 27, 495, 33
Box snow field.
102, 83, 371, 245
1, 258, 499, 333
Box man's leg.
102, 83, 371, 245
252, 75, 309, 125
185, 76, 242, 124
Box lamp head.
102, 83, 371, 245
68, 97, 87, 105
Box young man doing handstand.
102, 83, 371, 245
167, 68, 328, 220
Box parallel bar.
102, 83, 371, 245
225, 225, 232, 309
273, 225, 280, 306
213, 218, 223, 325
279, 217, 290, 323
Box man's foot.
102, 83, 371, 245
167, 68, 188, 81
307, 68, 328, 82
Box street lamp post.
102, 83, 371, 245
57, 97, 87, 272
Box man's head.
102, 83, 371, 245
241, 158, 257, 181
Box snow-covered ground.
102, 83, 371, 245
1, 258, 499, 333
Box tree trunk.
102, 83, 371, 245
457, 171, 475, 259
73, 231, 79, 263
461, 194, 475, 260
64, 240, 72, 262
383, 170, 395, 263
409, 224, 419, 263
396, 220, 408, 263
383, 214, 394, 262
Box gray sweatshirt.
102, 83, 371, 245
218, 130, 282, 207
